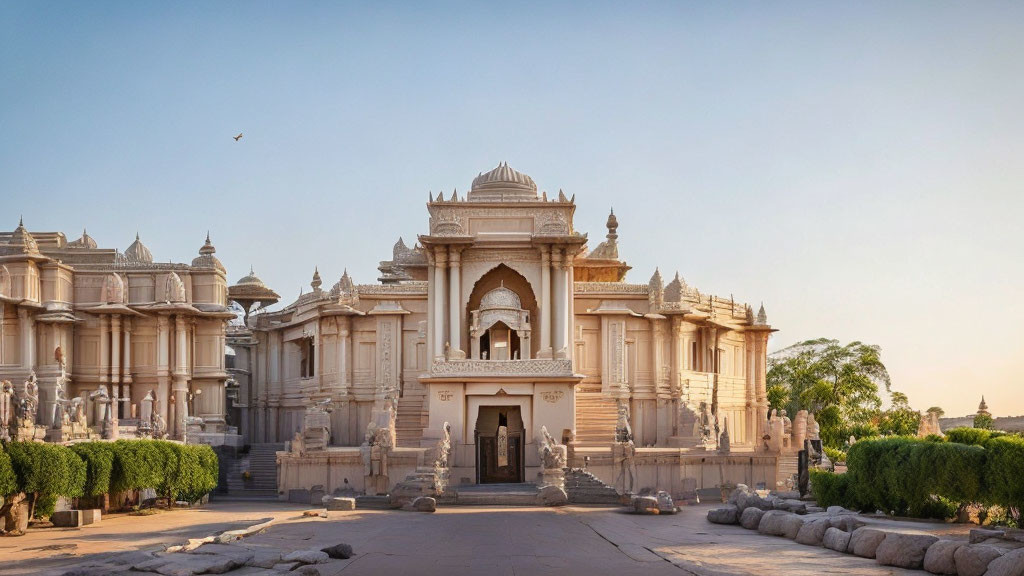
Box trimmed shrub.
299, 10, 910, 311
70, 442, 115, 497
0, 445, 17, 496
110, 439, 167, 493
824, 447, 846, 463
984, 435, 1024, 525
810, 469, 855, 509
946, 427, 994, 446
6, 442, 86, 519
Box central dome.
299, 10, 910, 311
480, 286, 522, 311
468, 162, 538, 202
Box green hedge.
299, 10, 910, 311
812, 435, 1024, 523
71, 442, 116, 497
1, 439, 219, 517
5, 442, 86, 518
0, 447, 17, 496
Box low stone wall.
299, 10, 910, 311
277, 447, 429, 498
570, 447, 778, 499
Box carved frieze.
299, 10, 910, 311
429, 359, 573, 377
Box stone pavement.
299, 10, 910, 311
5, 502, 972, 576
0, 501, 309, 576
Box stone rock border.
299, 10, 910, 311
706, 488, 1024, 576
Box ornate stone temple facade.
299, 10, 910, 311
239, 163, 783, 499
0, 221, 236, 445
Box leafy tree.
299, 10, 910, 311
878, 391, 921, 436
6, 442, 85, 519
766, 384, 788, 414
926, 406, 945, 418
974, 413, 994, 430
767, 338, 891, 448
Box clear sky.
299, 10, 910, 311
2, 2, 1022, 416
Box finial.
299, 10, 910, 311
250, 265, 254, 274
135, 232, 140, 241
206, 231, 211, 243
19, 215, 23, 227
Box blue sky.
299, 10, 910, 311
2, 2, 1022, 416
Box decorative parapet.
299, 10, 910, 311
574, 282, 648, 294
429, 358, 574, 377
356, 282, 428, 295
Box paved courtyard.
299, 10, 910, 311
5, 501, 967, 576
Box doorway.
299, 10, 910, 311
475, 405, 525, 483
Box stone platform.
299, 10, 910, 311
452, 483, 541, 506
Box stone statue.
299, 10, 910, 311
538, 426, 567, 471
718, 416, 730, 454
290, 430, 305, 456
806, 412, 820, 441
615, 399, 633, 444
51, 359, 71, 429
18, 373, 39, 426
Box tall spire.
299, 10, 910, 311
311, 267, 322, 291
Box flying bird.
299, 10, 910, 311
233, 133, 243, 141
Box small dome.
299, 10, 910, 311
8, 217, 40, 255
979, 396, 988, 411
125, 233, 153, 263
237, 267, 266, 287
468, 162, 538, 202
68, 228, 98, 249
480, 285, 522, 311
191, 233, 226, 272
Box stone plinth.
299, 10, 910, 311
51, 510, 83, 528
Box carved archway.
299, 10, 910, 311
465, 264, 538, 358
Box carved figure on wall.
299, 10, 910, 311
52, 358, 71, 429
0, 380, 13, 441
614, 438, 637, 495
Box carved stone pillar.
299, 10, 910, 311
539, 245, 552, 358
551, 248, 565, 358
448, 246, 463, 358
172, 315, 189, 439
337, 316, 351, 396
432, 247, 447, 359
156, 315, 170, 426
110, 315, 122, 416
18, 308, 36, 372
98, 314, 110, 386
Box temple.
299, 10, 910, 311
230, 163, 793, 501
0, 222, 236, 445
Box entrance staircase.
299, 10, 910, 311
776, 452, 799, 490
564, 468, 622, 505
219, 443, 283, 500
574, 392, 618, 446
395, 396, 427, 447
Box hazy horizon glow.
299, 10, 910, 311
2, 2, 1021, 417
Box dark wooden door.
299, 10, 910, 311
478, 432, 523, 483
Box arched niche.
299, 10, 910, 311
465, 264, 538, 359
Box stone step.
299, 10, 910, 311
453, 483, 540, 506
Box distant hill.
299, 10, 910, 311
939, 415, 1024, 432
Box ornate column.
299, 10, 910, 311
448, 246, 463, 358
122, 317, 133, 416
539, 245, 552, 358
557, 247, 571, 359
110, 314, 122, 417
551, 248, 565, 358
173, 315, 189, 439
432, 247, 447, 359
337, 316, 351, 396
98, 314, 110, 386
155, 315, 170, 426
